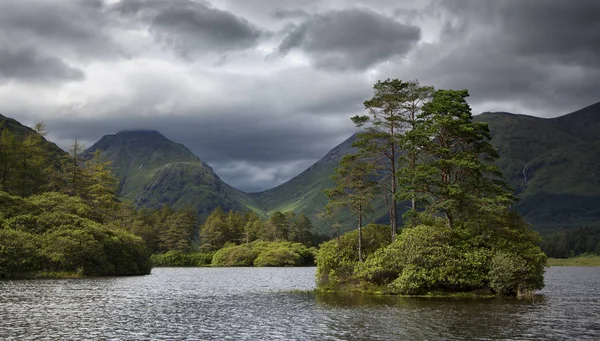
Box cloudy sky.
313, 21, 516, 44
1, 0, 599, 192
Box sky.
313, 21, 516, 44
1, 0, 599, 192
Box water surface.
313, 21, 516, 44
1, 266, 599, 340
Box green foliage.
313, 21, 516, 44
318, 80, 547, 297
211, 241, 316, 267
201, 207, 319, 251
0, 190, 152, 278
540, 224, 600, 258
212, 243, 258, 266
315, 224, 391, 288
150, 250, 213, 267
0, 229, 43, 277
253, 242, 315, 267
385, 226, 491, 294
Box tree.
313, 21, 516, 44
264, 212, 290, 241
325, 154, 377, 261
288, 214, 314, 246
16, 132, 49, 197
0, 129, 18, 193
242, 211, 263, 244
352, 79, 434, 239
83, 150, 118, 222
416, 89, 515, 227
161, 208, 197, 252
201, 207, 229, 250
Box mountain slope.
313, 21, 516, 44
0, 113, 65, 158
259, 102, 600, 232
476, 102, 600, 228
84, 131, 260, 220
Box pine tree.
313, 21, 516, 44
416, 89, 515, 227
352, 79, 433, 239
325, 154, 377, 261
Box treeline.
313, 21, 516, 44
200, 208, 327, 250
540, 225, 600, 258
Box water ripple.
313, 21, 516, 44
1, 267, 599, 340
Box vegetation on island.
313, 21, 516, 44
0, 124, 150, 278
317, 79, 547, 297
152, 207, 326, 267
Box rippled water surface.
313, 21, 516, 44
1, 266, 600, 340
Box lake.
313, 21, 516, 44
1, 266, 599, 340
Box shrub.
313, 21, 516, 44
253, 242, 315, 267
211, 241, 315, 267
212, 244, 258, 266
151, 251, 213, 267
0, 229, 43, 277
316, 224, 391, 288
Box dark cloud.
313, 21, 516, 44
114, 0, 264, 58
379, 0, 600, 116
0, 0, 121, 60
0, 46, 84, 83
3, 0, 600, 192
441, 0, 600, 68
279, 9, 421, 70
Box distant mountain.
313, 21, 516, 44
84, 130, 259, 220
85, 101, 600, 233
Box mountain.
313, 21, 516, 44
255, 102, 600, 232
84, 130, 259, 220
475, 102, 600, 228
85, 101, 600, 234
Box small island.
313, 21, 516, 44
314, 79, 546, 298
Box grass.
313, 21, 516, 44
547, 255, 600, 266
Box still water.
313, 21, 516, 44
1, 266, 599, 340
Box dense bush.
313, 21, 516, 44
151, 251, 213, 267
316, 221, 546, 296
315, 224, 391, 288
211, 241, 316, 267
0, 191, 152, 278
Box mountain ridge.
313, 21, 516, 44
4, 100, 600, 233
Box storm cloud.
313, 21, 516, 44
1, 0, 599, 191
113, 0, 265, 58
279, 9, 421, 70
0, 46, 84, 83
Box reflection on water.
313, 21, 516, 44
0, 267, 599, 340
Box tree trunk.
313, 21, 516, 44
358, 205, 363, 262
390, 127, 398, 240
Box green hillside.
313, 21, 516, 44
475, 102, 600, 228
0, 114, 65, 158
84, 131, 260, 221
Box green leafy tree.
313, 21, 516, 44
264, 211, 289, 241
288, 213, 314, 246
83, 150, 119, 222
325, 154, 377, 261
352, 79, 434, 238
416, 89, 515, 227
160, 208, 197, 252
